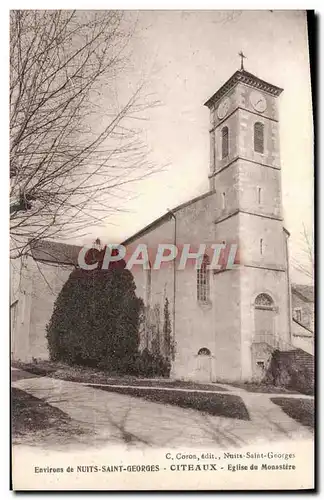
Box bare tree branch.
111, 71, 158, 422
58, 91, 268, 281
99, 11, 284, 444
10, 10, 160, 258
292, 223, 314, 282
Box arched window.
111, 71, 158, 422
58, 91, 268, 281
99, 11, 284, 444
221, 126, 229, 159
254, 122, 264, 153
198, 347, 211, 356
197, 254, 210, 302
254, 293, 274, 309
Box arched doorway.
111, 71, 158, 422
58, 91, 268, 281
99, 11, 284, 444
252, 293, 276, 380
195, 347, 212, 382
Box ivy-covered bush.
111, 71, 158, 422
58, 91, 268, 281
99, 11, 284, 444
264, 349, 314, 395
46, 260, 143, 374
135, 348, 171, 378
133, 296, 174, 378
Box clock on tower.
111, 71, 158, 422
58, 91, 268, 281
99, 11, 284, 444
205, 66, 282, 181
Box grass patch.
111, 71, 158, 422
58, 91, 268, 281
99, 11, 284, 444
11, 368, 44, 383
12, 360, 227, 391
12, 360, 61, 377
271, 397, 314, 429
12, 387, 85, 438
230, 382, 301, 394
90, 385, 250, 421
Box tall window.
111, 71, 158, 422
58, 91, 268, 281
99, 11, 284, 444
254, 122, 264, 153
21, 291, 26, 324
197, 254, 210, 302
221, 126, 229, 159
145, 262, 152, 305
222, 192, 226, 209
10, 301, 18, 331
257, 186, 262, 204
260, 238, 263, 255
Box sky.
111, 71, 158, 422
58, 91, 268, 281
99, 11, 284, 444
69, 11, 315, 282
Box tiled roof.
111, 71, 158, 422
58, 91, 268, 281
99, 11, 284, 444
292, 318, 314, 336
292, 284, 314, 303
30, 239, 81, 266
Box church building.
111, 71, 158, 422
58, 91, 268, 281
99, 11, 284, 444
11, 63, 314, 382
123, 64, 292, 382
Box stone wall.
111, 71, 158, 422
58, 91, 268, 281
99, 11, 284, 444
126, 191, 245, 382
11, 256, 73, 361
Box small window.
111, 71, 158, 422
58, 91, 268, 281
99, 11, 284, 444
221, 126, 229, 159
294, 308, 302, 323
256, 360, 265, 369
257, 187, 262, 204
260, 238, 263, 255
222, 192, 226, 209
254, 122, 264, 153
198, 347, 211, 356
255, 293, 274, 308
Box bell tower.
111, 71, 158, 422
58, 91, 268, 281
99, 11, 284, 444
205, 59, 283, 208
204, 60, 291, 381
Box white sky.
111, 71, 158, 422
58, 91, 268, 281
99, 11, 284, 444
86, 10, 313, 283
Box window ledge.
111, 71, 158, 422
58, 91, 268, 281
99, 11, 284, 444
198, 300, 212, 310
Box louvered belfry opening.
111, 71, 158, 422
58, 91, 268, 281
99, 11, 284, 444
254, 122, 264, 153
221, 126, 229, 158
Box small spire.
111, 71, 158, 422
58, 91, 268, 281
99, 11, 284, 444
238, 51, 247, 71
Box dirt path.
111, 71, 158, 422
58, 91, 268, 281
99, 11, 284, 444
12, 370, 313, 450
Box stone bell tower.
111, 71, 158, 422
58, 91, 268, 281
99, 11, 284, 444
204, 58, 291, 381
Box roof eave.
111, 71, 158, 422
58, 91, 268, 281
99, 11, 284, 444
204, 70, 283, 109
122, 190, 215, 246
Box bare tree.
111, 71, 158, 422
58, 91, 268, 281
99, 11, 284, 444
10, 10, 158, 259
292, 223, 314, 282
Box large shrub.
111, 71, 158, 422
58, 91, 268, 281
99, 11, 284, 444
264, 349, 314, 395
46, 260, 143, 374
135, 348, 171, 378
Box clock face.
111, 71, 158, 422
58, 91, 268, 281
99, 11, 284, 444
250, 91, 267, 113
217, 97, 230, 120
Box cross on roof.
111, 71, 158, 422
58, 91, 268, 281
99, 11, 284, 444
238, 51, 247, 70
